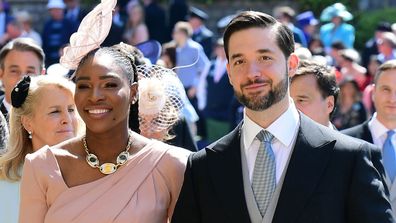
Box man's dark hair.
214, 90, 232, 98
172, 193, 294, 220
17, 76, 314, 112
292, 59, 340, 117
223, 11, 295, 60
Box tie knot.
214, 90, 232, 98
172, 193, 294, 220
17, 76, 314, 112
387, 130, 395, 139
257, 130, 274, 143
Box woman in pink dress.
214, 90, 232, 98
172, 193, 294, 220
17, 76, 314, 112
18, 40, 190, 222
19, 1, 190, 221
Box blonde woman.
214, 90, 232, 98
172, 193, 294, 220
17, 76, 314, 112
0, 75, 82, 223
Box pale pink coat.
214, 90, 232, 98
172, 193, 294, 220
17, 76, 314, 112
19, 140, 190, 223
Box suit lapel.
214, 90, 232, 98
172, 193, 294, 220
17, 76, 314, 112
207, 123, 251, 223
273, 115, 336, 223
362, 121, 374, 144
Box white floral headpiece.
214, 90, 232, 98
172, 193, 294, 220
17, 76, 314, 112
137, 65, 185, 134
60, 0, 116, 70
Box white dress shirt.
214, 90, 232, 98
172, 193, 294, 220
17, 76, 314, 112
368, 113, 396, 149
242, 102, 300, 184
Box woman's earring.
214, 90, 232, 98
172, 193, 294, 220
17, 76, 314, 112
28, 131, 32, 139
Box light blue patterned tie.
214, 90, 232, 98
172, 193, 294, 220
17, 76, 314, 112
383, 130, 396, 182
252, 130, 276, 217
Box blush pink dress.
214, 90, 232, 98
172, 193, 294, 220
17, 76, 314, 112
19, 140, 190, 223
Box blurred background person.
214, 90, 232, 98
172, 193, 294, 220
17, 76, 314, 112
362, 21, 392, 68
15, 11, 42, 46
291, 59, 339, 128
157, 41, 177, 69
0, 18, 23, 48
320, 3, 355, 53
308, 35, 325, 56
41, 0, 76, 67
63, 0, 88, 25
203, 38, 233, 144
172, 21, 210, 147
328, 41, 346, 69
377, 31, 396, 63
338, 48, 367, 91
0, 38, 45, 119
0, 0, 13, 39
332, 78, 367, 130
188, 6, 213, 58
143, 0, 167, 44
0, 75, 81, 223
274, 6, 307, 48
168, 0, 188, 38
296, 10, 319, 44
123, 1, 148, 45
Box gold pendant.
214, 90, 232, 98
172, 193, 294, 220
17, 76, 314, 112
99, 163, 117, 175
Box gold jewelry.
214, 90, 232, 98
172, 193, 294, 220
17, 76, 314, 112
83, 134, 133, 175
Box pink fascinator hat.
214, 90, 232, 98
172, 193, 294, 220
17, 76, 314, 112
60, 0, 117, 69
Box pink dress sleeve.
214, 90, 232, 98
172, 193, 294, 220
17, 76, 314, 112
19, 153, 48, 223
156, 146, 191, 219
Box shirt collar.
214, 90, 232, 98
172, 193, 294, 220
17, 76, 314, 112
369, 112, 391, 139
243, 101, 300, 149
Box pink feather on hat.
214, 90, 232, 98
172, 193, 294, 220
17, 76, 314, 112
60, 0, 117, 69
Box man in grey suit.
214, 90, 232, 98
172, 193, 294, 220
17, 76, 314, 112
172, 11, 394, 223
343, 59, 396, 218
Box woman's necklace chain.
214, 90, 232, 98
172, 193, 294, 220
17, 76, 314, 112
83, 134, 133, 175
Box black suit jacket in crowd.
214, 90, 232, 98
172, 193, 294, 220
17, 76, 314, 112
171, 114, 394, 223
342, 120, 374, 144
192, 26, 213, 58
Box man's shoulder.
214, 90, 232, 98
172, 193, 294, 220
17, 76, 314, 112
300, 115, 371, 152
191, 125, 241, 160
341, 121, 369, 139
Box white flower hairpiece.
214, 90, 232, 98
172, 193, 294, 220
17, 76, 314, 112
138, 78, 166, 116
137, 65, 185, 134
60, 0, 116, 70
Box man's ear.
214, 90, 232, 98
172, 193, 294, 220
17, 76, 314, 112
326, 95, 335, 117
287, 53, 299, 78
0, 68, 4, 79
41, 68, 46, 75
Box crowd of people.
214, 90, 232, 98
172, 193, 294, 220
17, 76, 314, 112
0, 0, 396, 222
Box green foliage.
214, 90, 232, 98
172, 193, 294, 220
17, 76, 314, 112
354, 8, 396, 50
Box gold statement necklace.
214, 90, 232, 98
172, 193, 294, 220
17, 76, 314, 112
83, 134, 133, 175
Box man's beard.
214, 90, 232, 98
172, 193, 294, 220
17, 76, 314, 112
234, 76, 288, 111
